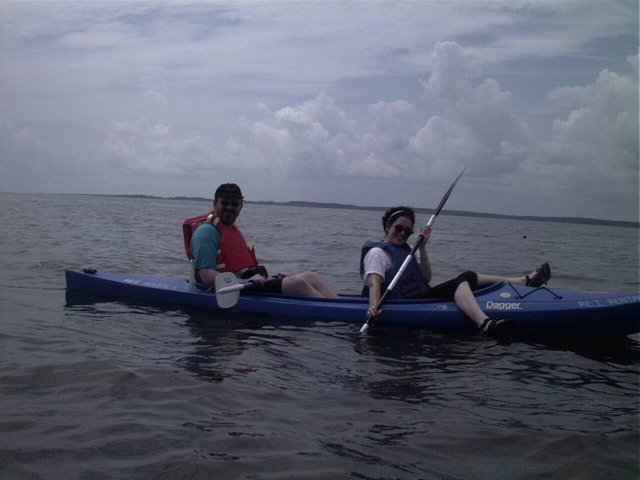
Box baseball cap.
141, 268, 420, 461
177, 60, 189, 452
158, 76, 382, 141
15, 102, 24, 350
214, 183, 244, 199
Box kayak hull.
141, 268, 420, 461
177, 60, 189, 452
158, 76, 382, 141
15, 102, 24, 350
65, 269, 640, 336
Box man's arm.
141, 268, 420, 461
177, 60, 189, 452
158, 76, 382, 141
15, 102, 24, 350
196, 267, 222, 286
191, 223, 221, 286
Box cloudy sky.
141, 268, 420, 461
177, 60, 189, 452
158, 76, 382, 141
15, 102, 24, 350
1, 1, 638, 222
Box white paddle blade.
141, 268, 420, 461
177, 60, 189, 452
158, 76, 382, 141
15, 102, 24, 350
215, 272, 241, 308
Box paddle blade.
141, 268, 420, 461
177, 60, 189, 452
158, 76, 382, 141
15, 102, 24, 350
433, 167, 466, 216
215, 272, 241, 308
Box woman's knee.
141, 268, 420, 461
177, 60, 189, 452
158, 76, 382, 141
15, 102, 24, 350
283, 274, 313, 293
300, 271, 323, 285
458, 271, 478, 290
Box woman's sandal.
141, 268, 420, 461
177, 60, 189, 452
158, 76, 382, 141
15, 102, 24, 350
480, 318, 514, 340
479, 318, 513, 338
525, 262, 551, 287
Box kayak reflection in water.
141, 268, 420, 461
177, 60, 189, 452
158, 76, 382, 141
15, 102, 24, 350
360, 206, 551, 337
190, 183, 338, 298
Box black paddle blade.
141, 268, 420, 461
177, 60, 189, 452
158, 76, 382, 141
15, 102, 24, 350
434, 167, 466, 216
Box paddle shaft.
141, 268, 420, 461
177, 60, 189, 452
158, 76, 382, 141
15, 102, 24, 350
216, 281, 254, 295
360, 168, 466, 333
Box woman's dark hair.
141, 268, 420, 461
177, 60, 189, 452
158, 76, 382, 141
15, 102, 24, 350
382, 206, 415, 231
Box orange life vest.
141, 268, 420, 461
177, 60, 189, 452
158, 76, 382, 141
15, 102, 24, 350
182, 213, 258, 273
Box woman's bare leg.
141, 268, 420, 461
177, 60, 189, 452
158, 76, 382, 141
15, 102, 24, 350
453, 281, 490, 328
454, 281, 510, 335
300, 272, 338, 298
282, 272, 338, 298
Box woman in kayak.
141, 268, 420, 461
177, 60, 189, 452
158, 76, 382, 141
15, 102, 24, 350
360, 206, 551, 337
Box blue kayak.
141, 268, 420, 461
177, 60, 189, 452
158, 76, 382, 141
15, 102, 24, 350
64, 269, 640, 336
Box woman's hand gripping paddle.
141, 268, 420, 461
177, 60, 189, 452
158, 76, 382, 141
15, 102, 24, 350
214, 272, 255, 308
359, 167, 467, 333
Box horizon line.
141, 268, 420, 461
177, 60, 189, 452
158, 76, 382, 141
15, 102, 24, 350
3, 191, 636, 228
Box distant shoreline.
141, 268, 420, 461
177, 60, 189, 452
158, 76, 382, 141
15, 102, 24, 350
1, 191, 637, 228
77, 193, 640, 229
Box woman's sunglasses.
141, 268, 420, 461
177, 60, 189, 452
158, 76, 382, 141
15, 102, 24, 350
220, 199, 241, 207
393, 224, 413, 236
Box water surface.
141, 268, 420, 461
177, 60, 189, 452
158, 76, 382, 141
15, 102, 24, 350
1, 193, 638, 479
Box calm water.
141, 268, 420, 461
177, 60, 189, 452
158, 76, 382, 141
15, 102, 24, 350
1, 193, 639, 479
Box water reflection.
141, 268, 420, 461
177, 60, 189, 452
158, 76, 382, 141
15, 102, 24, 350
353, 327, 486, 404
182, 314, 260, 383
63, 289, 640, 446
525, 335, 640, 366
351, 324, 640, 414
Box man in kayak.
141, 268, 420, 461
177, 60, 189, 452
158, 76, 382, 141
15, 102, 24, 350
190, 183, 338, 298
360, 206, 551, 336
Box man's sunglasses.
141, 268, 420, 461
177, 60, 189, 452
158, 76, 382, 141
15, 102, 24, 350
393, 224, 413, 236
220, 199, 241, 207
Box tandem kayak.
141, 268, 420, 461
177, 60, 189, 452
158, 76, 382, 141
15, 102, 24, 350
64, 269, 640, 336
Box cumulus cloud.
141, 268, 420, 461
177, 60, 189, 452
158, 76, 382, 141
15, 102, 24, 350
542, 68, 638, 181
244, 41, 532, 181
103, 117, 216, 174
249, 93, 354, 175
408, 116, 485, 176
422, 41, 483, 103
227, 39, 637, 221
417, 42, 531, 175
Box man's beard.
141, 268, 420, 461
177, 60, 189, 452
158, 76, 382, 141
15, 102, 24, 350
218, 209, 238, 224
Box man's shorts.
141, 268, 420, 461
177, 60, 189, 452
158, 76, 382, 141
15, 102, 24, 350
240, 266, 284, 294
